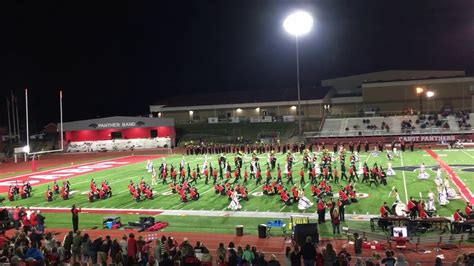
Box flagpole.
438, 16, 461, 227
25, 88, 29, 152
60, 90, 64, 151
15, 95, 20, 142
11, 91, 16, 142
7, 98, 12, 142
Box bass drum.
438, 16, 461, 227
392, 203, 407, 217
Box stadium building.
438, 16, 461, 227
62, 116, 175, 152
150, 70, 474, 124
149, 87, 331, 124
323, 70, 474, 116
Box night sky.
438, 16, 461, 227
1, 0, 473, 131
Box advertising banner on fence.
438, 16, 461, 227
308, 133, 473, 144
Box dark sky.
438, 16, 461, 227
1, 0, 473, 131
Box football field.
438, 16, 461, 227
1, 149, 470, 218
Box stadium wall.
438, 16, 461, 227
65, 126, 174, 142
158, 103, 325, 124
308, 133, 474, 145
62, 116, 176, 143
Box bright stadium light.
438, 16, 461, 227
22, 145, 30, 154
415, 87, 425, 114
283, 10, 313, 136
283, 11, 313, 37
426, 91, 435, 98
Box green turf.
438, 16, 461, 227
2, 149, 466, 218
437, 149, 474, 189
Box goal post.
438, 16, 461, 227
23, 89, 64, 171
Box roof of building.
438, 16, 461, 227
362, 75, 470, 84
362, 75, 474, 88
153, 87, 331, 107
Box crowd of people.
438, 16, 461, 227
416, 114, 450, 129
455, 111, 471, 130
350, 119, 390, 132
1, 203, 474, 265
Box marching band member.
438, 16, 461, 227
392, 147, 399, 157
438, 186, 449, 206
146, 160, 153, 173
297, 189, 313, 210
417, 163, 429, 180
228, 190, 242, 210
436, 167, 442, 179
426, 189, 436, 213
465, 202, 473, 217
380, 202, 390, 217
407, 197, 417, 219
453, 209, 464, 222
389, 187, 401, 214
151, 167, 157, 186
418, 200, 427, 219
317, 199, 326, 224
46, 186, 53, 202
386, 161, 396, 176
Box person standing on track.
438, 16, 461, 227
71, 204, 81, 233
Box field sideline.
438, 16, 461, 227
1, 149, 470, 218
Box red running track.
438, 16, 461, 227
424, 148, 474, 205
3, 206, 162, 216
0, 155, 162, 193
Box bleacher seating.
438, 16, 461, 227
319, 118, 346, 136
67, 137, 171, 153
315, 113, 474, 137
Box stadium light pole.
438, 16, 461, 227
426, 90, 434, 114
60, 90, 64, 151
416, 87, 424, 114
25, 89, 29, 153
283, 10, 313, 136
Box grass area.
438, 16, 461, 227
2, 149, 466, 217
439, 149, 474, 190
40, 212, 369, 238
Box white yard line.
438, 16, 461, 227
279, 205, 287, 212
400, 152, 409, 203
199, 187, 214, 195
365, 152, 372, 163
461, 149, 474, 160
